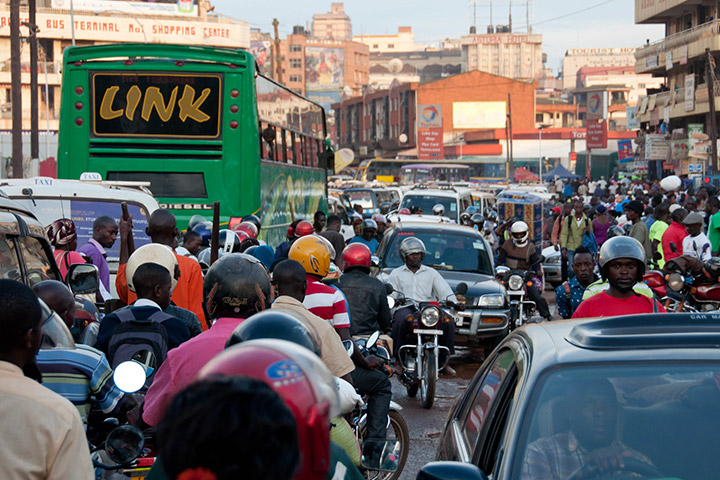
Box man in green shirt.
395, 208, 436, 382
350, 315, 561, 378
706, 197, 720, 256
649, 202, 670, 268
624, 200, 652, 261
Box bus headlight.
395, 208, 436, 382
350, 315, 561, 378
479, 294, 505, 308
421, 307, 440, 327
508, 275, 524, 291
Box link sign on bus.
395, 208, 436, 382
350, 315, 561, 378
91, 73, 222, 138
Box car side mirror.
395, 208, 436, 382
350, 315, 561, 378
416, 461, 488, 480
66, 263, 99, 295
456, 282, 468, 296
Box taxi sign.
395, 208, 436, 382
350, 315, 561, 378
80, 172, 103, 181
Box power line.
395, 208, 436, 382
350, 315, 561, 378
531, 0, 618, 27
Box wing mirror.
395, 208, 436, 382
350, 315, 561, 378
416, 461, 488, 480
455, 282, 468, 296
366, 331, 380, 349
67, 263, 100, 295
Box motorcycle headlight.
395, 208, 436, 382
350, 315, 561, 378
478, 294, 505, 308
421, 307, 440, 327
508, 274, 524, 291
667, 273, 685, 291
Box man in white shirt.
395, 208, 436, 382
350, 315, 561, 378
387, 237, 457, 374
682, 212, 712, 261
0, 280, 94, 480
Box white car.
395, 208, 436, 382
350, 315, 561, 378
398, 185, 474, 222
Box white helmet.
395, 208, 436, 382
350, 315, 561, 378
126, 244, 179, 294
510, 221, 529, 247
432, 204, 445, 216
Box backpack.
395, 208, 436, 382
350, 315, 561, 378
107, 307, 175, 387
581, 218, 599, 255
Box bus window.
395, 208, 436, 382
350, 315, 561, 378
400, 170, 415, 184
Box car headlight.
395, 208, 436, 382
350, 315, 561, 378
546, 255, 561, 265
667, 273, 685, 291
478, 294, 505, 308
508, 274, 524, 291
421, 306, 440, 327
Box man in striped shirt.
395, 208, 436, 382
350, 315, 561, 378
34, 281, 126, 426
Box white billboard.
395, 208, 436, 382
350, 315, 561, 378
452, 101, 506, 129
52, 0, 198, 17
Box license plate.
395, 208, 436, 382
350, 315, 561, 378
415, 329, 443, 335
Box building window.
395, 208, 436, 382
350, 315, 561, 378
388, 44, 395, 49
372, 44, 379, 49
290, 44, 302, 52
290, 59, 302, 69
535, 113, 544, 123
289, 75, 301, 83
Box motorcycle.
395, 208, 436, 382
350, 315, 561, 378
495, 266, 538, 329
388, 284, 467, 409
341, 333, 409, 480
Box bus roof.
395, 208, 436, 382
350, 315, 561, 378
400, 164, 470, 170
64, 43, 253, 65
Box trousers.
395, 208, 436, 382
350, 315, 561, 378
350, 367, 391, 441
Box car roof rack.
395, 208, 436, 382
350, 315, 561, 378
566, 313, 720, 350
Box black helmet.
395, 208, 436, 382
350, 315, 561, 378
460, 212, 471, 224
598, 236, 646, 280
470, 213, 485, 226
362, 219, 377, 231
242, 214, 262, 232
704, 257, 720, 281
203, 253, 271, 319
486, 210, 498, 222
224, 309, 320, 356
607, 225, 625, 238
187, 214, 206, 232
215, 229, 241, 254
379, 202, 392, 214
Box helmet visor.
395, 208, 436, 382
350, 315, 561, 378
39, 299, 76, 350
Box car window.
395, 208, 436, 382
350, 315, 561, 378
461, 196, 471, 211
399, 195, 456, 216
514, 363, 720, 480
463, 349, 516, 451
18, 237, 57, 285
383, 231, 493, 274
0, 237, 22, 282
376, 191, 392, 204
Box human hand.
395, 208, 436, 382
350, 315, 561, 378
365, 355, 381, 369
561, 248, 567, 259
119, 215, 133, 239
554, 244, 559, 251
570, 448, 632, 479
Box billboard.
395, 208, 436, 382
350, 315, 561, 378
417, 129, 443, 160
417, 104, 442, 129
52, 0, 197, 16
307, 91, 342, 112
250, 41, 272, 77
305, 47, 344, 92
452, 102, 506, 129
586, 120, 607, 149
586, 91, 607, 120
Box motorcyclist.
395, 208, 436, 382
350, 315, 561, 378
387, 237, 457, 375
288, 236, 392, 455
349, 219, 379, 254
496, 221, 552, 321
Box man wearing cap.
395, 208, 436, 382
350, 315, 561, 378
662, 207, 688, 262
373, 214, 388, 241
624, 200, 651, 261
682, 212, 712, 261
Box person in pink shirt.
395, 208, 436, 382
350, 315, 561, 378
46, 218, 86, 281
141, 254, 271, 427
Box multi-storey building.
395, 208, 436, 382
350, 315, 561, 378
311, 2, 352, 41
354, 26, 425, 54
461, 32, 543, 82
562, 48, 638, 90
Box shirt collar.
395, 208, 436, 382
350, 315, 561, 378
400, 264, 428, 274
134, 298, 162, 310
0, 360, 23, 376
88, 238, 106, 255
273, 295, 304, 308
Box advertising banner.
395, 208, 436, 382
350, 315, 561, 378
305, 47, 344, 92
417, 128, 443, 160
626, 106, 640, 130
688, 124, 711, 160
685, 74, 695, 112
645, 134, 669, 160
307, 91, 342, 112
618, 139, 633, 163
586, 91, 607, 120
451, 101, 506, 129
417, 104, 443, 129
250, 41, 272, 76
678, 45, 688, 65
51, 0, 197, 16
665, 51, 673, 70
586, 120, 607, 149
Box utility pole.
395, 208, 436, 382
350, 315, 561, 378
10, 0, 22, 178
706, 48, 717, 175
28, 0, 39, 164
272, 18, 282, 84
507, 93, 514, 176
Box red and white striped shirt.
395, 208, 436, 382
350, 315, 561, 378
303, 275, 350, 329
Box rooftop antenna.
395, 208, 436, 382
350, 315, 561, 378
509, 0, 512, 32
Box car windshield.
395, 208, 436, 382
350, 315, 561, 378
383, 231, 493, 274
346, 190, 375, 209
513, 363, 720, 480
400, 195, 456, 217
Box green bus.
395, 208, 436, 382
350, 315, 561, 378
57, 43, 329, 246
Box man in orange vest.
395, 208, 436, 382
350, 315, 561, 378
116, 209, 206, 329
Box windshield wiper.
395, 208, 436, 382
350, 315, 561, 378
428, 264, 454, 270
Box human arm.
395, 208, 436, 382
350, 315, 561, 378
115, 263, 130, 304
87, 347, 126, 415
431, 270, 456, 303
184, 259, 208, 329
47, 408, 94, 480
521, 441, 555, 480
496, 244, 508, 265
560, 216, 569, 249
376, 283, 392, 333
95, 314, 120, 355
118, 214, 133, 265
166, 319, 191, 349
555, 283, 571, 319
141, 353, 179, 427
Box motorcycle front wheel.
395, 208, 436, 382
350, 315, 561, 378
360, 411, 410, 480
420, 350, 437, 409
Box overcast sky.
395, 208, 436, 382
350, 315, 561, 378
212, 0, 664, 73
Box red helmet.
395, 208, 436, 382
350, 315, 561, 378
342, 243, 372, 272
232, 222, 258, 239
295, 220, 315, 237
398, 208, 411, 215
199, 339, 339, 480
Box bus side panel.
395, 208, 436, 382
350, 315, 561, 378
259, 161, 327, 247
58, 68, 92, 180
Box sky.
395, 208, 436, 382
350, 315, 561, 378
212, 0, 665, 74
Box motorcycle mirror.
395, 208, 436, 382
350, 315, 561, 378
495, 266, 511, 276
371, 256, 380, 267
455, 282, 468, 296
105, 424, 145, 465
384, 283, 394, 295
361, 439, 402, 472
386, 295, 396, 310
367, 331, 380, 349
342, 339, 354, 356
66, 263, 100, 295
113, 361, 147, 394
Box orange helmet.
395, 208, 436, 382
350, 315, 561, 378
295, 220, 315, 237
289, 235, 331, 277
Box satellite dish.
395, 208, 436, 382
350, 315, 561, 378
660, 175, 681, 192
399, 133, 408, 144
343, 86, 353, 97
388, 58, 403, 74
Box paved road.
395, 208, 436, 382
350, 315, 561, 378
394, 289, 558, 479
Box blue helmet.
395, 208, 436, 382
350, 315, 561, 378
192, 221, 212, 247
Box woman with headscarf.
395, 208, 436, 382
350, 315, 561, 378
592, 205, 613, 247
47, 218, 86, 280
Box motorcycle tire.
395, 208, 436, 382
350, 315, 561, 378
406, 383, 418, 398
420, 350, 437, 409
358, 411, 410, 480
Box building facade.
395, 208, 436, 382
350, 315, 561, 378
461, 32, 543, 82
354, 26, 425, 54
311, 2, 352, 41
562, 48, 637, 90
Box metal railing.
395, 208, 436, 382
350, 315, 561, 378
636, 19, 720, 60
